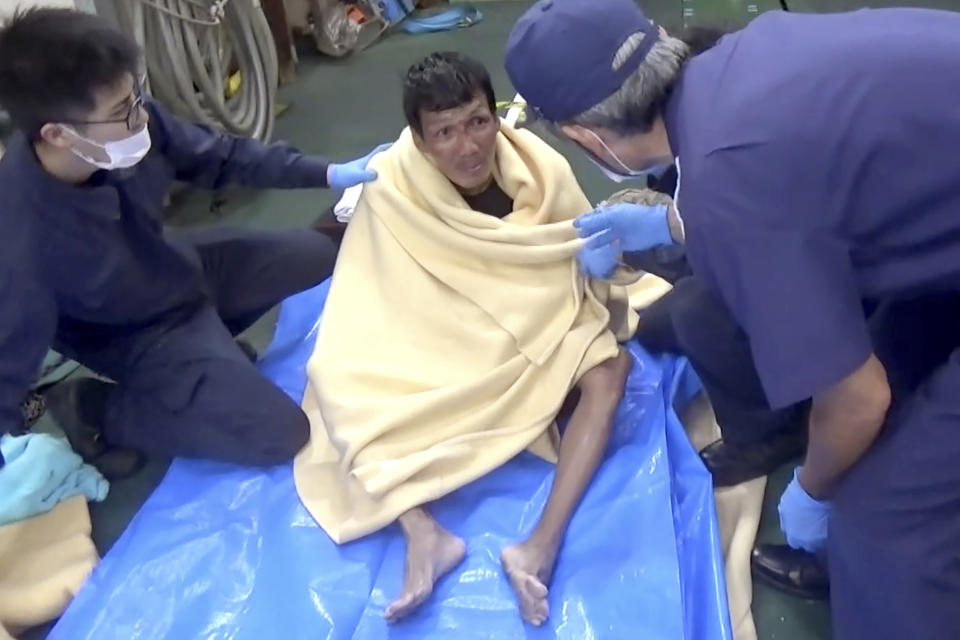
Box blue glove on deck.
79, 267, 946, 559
0, 433, 108, 526
573, 202, 674, 253
327, 143, 392, 191
778, 468, 831, 552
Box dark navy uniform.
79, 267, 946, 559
666, 9, 960, 638
0, 101, 337, 465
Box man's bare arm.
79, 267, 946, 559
799, 353, 891, 499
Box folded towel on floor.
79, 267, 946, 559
0, 495, 99, 636
294, 123, 641, 543
0, 433, 108, 526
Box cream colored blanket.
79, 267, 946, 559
294, 124, 639, 543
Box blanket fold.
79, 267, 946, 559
295, 124, 638, 542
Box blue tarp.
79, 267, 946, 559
50, 281, 732, 640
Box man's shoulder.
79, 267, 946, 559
0, 140, 52, 271
143, 98, 180, 134
675, 137, 824, 235
0, 224, 37, 288
0, 134, 33, 197
0, 142, 41, 232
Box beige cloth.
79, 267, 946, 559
0, 496, 99, 638
295, 123, 641, 543
683, 392, 765, 640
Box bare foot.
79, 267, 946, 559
384, 509, 466, 623
501, 539, 559, 626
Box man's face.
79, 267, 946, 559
413, 94, 499, 194
43, 72, 148, 163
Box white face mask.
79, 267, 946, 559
63, 124, 152, 170
583, 129, 670, 183
587, 155, 636, 183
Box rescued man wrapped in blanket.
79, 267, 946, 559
294, 52, 670, 626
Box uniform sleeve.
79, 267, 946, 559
680, 147, 871, 409
0, 264, 57, 464
146, 100, 331, 190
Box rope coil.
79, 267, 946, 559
116, 0, 278, 142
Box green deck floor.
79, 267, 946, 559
31, 1, 960, 637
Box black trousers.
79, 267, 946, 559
635, 273, 809, 445
57, 227, 337, 466
629, 171, 809, 446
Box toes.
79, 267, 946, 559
384, 594, 410, 623
384, 585, 431, 623
521, 597, 549, 627
532, 598, 550, 626
501, 547, 552, 627
384, 591, 414, 623
523, 574, 548, 599
517, 575, 549, 626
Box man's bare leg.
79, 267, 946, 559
384, 506, 467, 623
502, 349, 632, 626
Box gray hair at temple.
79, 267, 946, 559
569, 30, 691, 135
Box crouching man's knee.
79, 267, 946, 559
243, 401, 310, 467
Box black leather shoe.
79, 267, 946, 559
700, 430, 806, 487
751, 543, 829, 601
88, 448, 146, 481
43, 378, 145, 481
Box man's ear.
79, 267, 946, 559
39, 123, 74, 149
560, 124, 604, 157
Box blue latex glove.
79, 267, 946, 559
577, 231, 621, 279
0, 432, 108, 526
327, 143, 392, 191
573, 202, 674, 253
778, 468, 831, 552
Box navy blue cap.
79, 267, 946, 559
505, 0, 659, 122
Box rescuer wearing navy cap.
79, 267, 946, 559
507, 1, 960, 638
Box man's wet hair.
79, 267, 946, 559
0, 8, 140, 138
402, 52, 496, 135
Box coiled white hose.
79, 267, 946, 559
114, 0, 278, 142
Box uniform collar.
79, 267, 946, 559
7, 132, 121, 221
662, 70, 687, 164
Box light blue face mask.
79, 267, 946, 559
586, 154, 671, 183
583, 129, 670, 183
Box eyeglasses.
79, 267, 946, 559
62, 82, 145, 132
